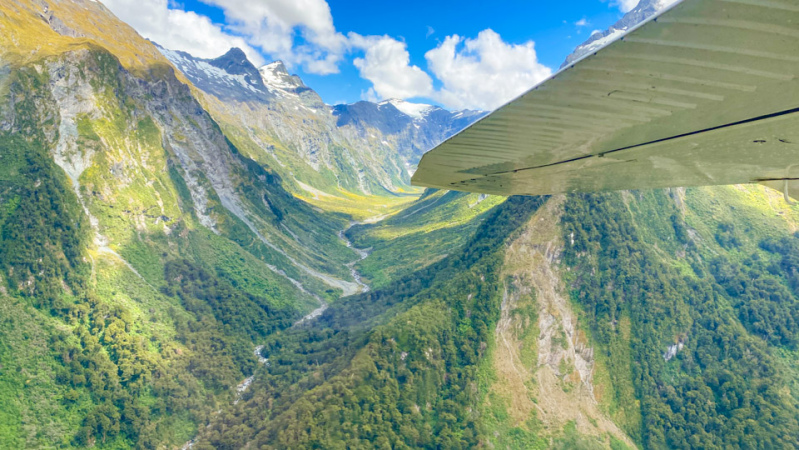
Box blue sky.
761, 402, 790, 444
307, 0, 627, 106
102, 0, 635, 110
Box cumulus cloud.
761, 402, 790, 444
425, 29, 552, 111
103, 0, 348, 74
575, 18, 590, 27
200, 0, 348, 74
101, 0, 264, 65
350, 34, 433, 101
350, 29, 552, 110
612, 0, 640, 12
104, 0, 554, 111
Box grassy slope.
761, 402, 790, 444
348, 190, 505, 287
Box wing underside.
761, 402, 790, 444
412, 0, 799, 197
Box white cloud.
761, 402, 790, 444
612, 0, 640, 12
101, 0, 264, 65
425, 29, 552, 111
104, 1, 553, 111
200, 0, 348, 74
350, 34, 433, 101
575, 18, 589, 27
103, 0, 348, 74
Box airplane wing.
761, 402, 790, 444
411, 0, 799, 198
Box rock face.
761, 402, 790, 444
156, 46, 274, 103
333, 99, 485, 167
158, 44, 486, 195
259, 61, 313, 97
492, 196, 635, 447
562, 0, 681, 68
2, 34, 362, 302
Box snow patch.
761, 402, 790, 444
160, 47, 262, 94
380, 98, 435, 120
578, 28, 627, 55
258, 61, 303, 93
656, 0, 681, 11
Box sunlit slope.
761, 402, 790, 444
162, 48, 413, 201
0, 0, 169, 75
3, 0, 370, 299
0, 0, 377, 447
159, 46, 483, 206
290, 182, 422, 221
347, 189, 505, 287
202, 92, 413, 200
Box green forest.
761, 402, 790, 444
5, 130, 799, 448
562, 192, 799, 448
179, 190, 799, 449
191, 196, 549, 449
3, 0, 799, 447
0, 135, 300, 447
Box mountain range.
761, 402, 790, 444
1, 0, 799, 448
158, 42, 485, 197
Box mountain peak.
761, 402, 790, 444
263, 60, 288, 75
379, 98, 436, 120
259, 61, 306, 91
562, 0, 680, 67
221, 47, 248, 59
156, 44, 273, 102
209, 47, 257, 76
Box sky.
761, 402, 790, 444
100, 0, 638, 110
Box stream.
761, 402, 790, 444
339, 221, 371, 295
294, 216, 382, 325
183, 219, 381, 448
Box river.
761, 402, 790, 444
294, 216, 383, 325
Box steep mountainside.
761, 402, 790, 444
0, 0, 378, 446
190, 186, 799, 449
2, 0, 799, 449
332, 99, 485, 169
347, 189, 503, 288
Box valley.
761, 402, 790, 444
0, 0, 798, 449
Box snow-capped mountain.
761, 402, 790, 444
333, 100, 485, 165
157, 45, 486, 195
158, 46, 274, 102
258, 61, 308, 95
380, 99, 436, 120
562, 0, 682, 67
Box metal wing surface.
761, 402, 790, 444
412, 0, 799, 197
